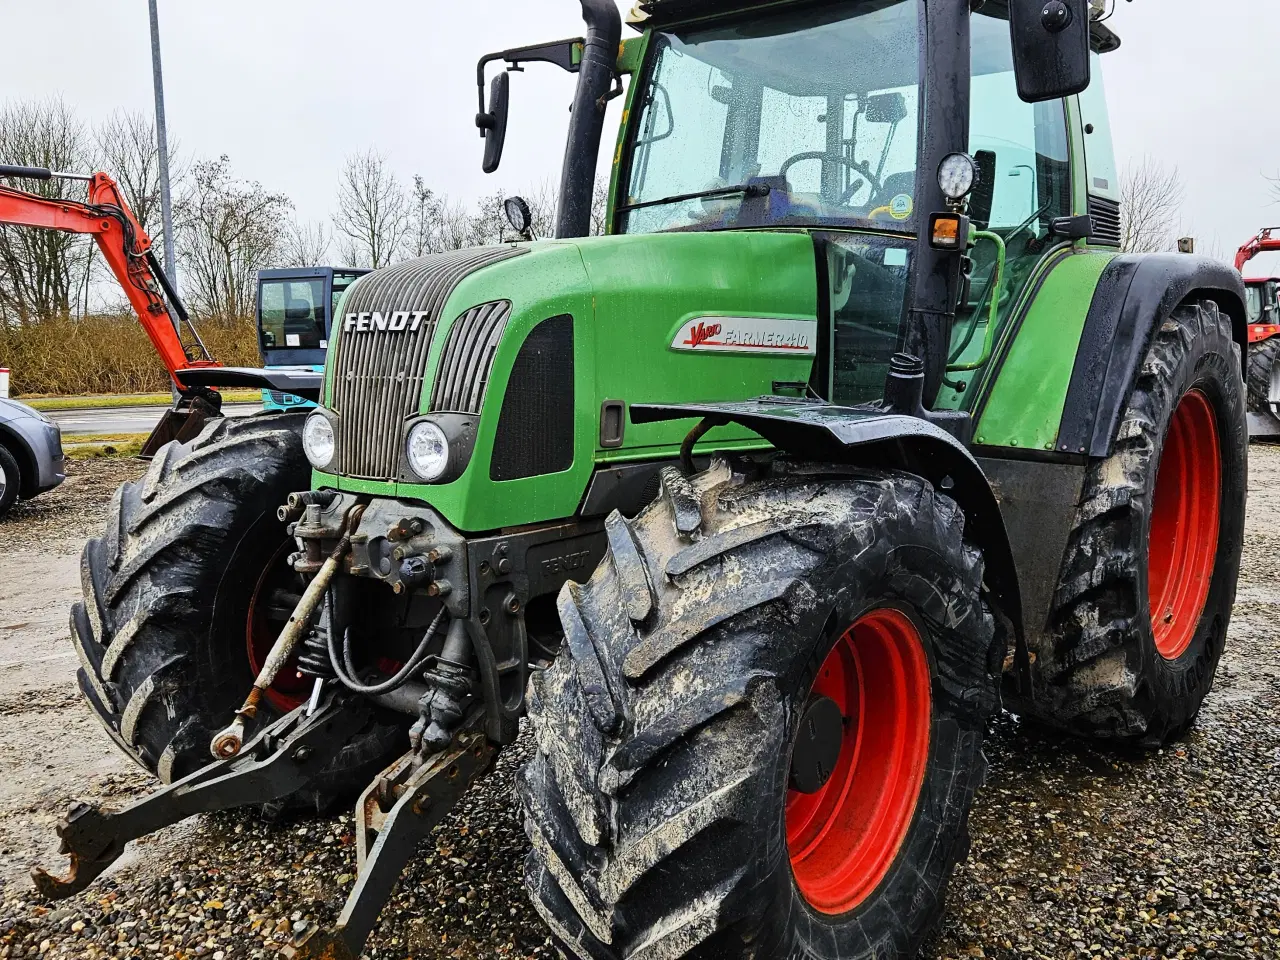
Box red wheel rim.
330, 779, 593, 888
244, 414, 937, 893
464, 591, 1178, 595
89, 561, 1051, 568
246, 542, 309, 712
786, 608, 932, 915
1148, 388, 1222, 661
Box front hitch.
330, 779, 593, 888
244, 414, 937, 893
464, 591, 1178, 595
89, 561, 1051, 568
31, 692, 370, 899
283, 711, 496, 960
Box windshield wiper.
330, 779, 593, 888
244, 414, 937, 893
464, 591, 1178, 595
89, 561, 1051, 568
617, 182, 770, 213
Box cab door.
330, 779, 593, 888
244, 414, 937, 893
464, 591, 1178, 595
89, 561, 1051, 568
941, 9, 1074, 390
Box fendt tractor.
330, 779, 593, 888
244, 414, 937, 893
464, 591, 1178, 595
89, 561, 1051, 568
35, 1, 1248, 958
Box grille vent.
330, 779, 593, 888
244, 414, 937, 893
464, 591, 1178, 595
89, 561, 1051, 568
1088, 195, 1122, 247
330, 247, 523, 480
430, 300, 512, 414
490, 315, 575, 481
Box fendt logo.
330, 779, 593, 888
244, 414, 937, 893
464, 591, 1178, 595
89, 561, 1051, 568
343, 311, 430, 333
688, 321, 723, 348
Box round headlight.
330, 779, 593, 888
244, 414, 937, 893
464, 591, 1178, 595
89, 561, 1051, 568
938, 152, 978, 201
302, 413, 335, 470
406, 421, 449, 482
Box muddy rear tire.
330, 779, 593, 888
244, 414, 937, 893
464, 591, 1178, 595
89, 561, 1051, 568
1247, 337, 1280, 413
519, 461, 1002, 959
72, 412, 407, 812
1028, 300, 1247, 745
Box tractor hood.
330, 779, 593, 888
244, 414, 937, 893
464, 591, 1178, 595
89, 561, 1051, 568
317, 231, 818, 531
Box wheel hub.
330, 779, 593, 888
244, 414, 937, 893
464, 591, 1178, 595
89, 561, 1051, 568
785, 608, 932, 916
246, 541, 310, 712
789, 696, 844, 795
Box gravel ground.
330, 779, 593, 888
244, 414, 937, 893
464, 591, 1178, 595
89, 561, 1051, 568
1, 450, 1279, 959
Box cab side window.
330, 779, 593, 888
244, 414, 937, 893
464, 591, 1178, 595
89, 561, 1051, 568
958, 12, 1072, 365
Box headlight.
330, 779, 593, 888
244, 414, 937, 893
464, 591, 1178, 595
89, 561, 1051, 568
937, 152, 977, 201
302, 413, 335, 469
406, 421, 449, 482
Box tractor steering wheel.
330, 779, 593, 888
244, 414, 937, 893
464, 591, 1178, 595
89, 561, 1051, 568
778, 151, 883, 206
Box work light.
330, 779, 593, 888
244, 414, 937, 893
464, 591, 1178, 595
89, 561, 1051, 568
937, 153, 978, 202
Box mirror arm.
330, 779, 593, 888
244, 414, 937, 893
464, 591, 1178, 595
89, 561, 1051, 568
475, 38, 585, 129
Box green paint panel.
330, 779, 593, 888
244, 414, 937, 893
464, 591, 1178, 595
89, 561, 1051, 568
577, 231, 817, 454
975, 251, 1115, 451
316, 232, 816, 534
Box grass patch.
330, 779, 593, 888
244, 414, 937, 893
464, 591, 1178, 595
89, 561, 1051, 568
64, 434, 147, 459
27, 389, 261, 411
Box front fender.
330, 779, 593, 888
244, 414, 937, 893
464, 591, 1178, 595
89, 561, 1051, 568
631, 399, 1025, 666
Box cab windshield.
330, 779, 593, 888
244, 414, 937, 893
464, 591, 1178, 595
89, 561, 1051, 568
621, 0, 920, 234
259, 278, 326, 353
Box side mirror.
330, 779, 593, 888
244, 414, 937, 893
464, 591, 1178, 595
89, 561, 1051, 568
1007, 0, 1091, 103
477, 71, 510, 174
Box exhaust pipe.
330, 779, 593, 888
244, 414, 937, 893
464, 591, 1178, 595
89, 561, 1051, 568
554, 0, 622, 239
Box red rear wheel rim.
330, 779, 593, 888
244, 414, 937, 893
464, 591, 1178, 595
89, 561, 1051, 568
1147, 388, 1222, 661
786, 608, 932, 915
246, 542, 309, 712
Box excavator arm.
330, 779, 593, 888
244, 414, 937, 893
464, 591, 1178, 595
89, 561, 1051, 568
0, 165, 321, 454
1235, 227, 1280, 274
0, 164, 216, 390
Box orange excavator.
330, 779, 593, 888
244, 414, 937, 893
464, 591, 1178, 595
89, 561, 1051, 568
1235, 228, 1280, 438
0, 164, 320, 453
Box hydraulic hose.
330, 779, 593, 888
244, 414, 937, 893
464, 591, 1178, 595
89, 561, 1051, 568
329, 606, 447, 696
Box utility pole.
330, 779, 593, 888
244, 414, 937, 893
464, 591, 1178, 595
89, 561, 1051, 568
148, 0, 178, 299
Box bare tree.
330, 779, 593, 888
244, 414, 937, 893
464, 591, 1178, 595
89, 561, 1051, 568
1120, 158, 1184, 254
0, 98, 96, 323
332, 150, 409, 268
94, 110, 182, 239
280, 219, 332, 266
176, 156, 291, 319
590, 177, 610, 237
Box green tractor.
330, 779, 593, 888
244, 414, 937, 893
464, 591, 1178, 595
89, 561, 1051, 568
43, 1, 1248, 957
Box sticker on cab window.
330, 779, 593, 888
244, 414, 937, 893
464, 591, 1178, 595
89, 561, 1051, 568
889, 194, 913, 221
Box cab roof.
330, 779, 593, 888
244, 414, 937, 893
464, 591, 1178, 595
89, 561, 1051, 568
629, 0, 1121, 52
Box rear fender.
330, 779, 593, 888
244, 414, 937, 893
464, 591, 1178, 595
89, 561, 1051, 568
1059, 254, 1247, 458
631, 399, 1026, 675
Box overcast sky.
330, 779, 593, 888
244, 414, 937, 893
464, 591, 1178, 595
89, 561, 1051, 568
4, 1, 1279, 274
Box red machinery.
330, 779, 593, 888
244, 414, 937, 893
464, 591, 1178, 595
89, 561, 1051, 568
1235, 228, 1280, 436
0, 164, 318, 452
1236, 228, 1280, 344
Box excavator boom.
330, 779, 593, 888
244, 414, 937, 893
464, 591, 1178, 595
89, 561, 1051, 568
0, 164, 216, 390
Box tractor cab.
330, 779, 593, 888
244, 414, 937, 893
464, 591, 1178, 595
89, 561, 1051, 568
1245, 277, 1280, 327
478, 0, 1121, 445
256, 267, 367, 409
612, 1, 1120, 416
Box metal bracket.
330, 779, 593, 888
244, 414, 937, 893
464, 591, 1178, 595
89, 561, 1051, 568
284, 716, 496, 960
31, 693, 369, 899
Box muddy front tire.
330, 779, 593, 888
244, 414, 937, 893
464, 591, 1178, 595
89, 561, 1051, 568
72, 412, 406, 811
1030, 300, 1248, 745
519, 462, 1002, 959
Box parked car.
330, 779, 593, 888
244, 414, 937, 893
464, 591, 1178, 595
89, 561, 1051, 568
0, 397, 65, 519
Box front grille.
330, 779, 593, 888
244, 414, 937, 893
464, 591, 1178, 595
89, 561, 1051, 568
430, 300, 512, 414
491, 315, 575, 481
1088, 195, 1122, 247
330, 247, 524, 480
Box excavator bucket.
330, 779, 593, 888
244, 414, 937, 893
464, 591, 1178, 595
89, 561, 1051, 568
139, 394, 222, 459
